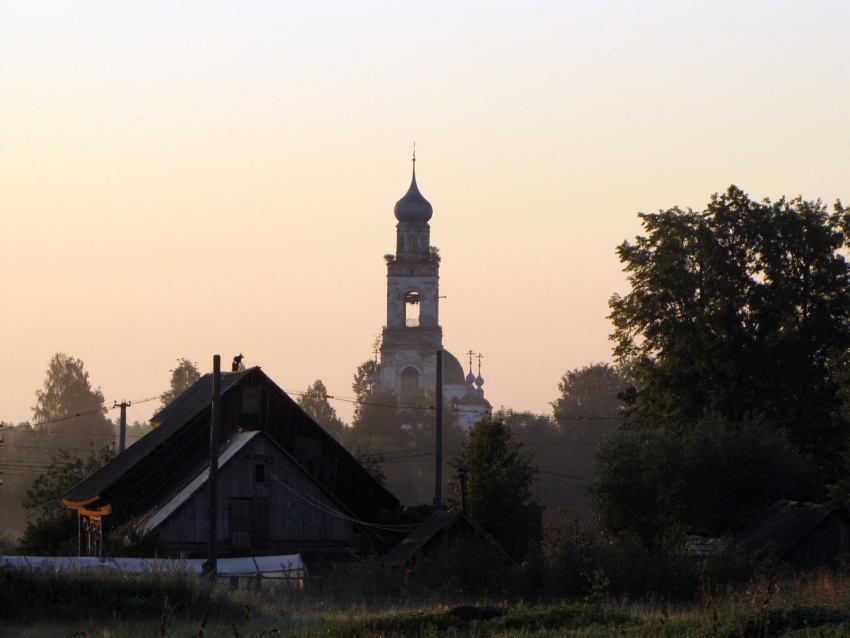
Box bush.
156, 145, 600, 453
543, 508, 760, 601
322, 541, 529, 605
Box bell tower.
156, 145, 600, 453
375, 156, 442, 400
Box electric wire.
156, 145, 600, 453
266, 470, 417, 532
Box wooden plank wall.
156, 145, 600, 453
156, 435, 355, 553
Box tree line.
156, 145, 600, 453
5, 184, 850, 597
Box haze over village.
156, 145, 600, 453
3, 2, 848, 430
3, 3, 850, 633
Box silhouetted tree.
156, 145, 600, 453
32, 353, 113, 450
19, 446, 115, 555
610, 187, 850, 476
592, 418, 819, 542
451, 417, 541, 558
551, 363, 631, 429
159, 358, 201, 409
298, 379, 346, 441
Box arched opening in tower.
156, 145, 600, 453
404, 291, 421, 327
400, 367, 420, 400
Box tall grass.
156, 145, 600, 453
3, 560, 850, 636
0, 562, 239, 623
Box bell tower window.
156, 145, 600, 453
400, 367, 420, 400
405, 291, 421, 327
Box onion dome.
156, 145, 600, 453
466, 368, 476, 385
394, 159, 433, 223
475, 374, 484, 388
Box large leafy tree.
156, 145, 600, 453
19, 446, 115, 555
33, 353, 113, 449
159, 358, 201, 409
297, 379, 346, 441
551, 362, 632, 429
451, 417, 541, 558
609, 186, 850, 471
592, 418, 818, 541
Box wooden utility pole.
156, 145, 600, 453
207, 355, 221, 578
117, 401, 128, 453
435, 349, 443, 508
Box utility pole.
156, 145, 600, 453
435, 349, 443, 508
116, 401, 128, 453
457, 463, 468, 511
207, 355, 221, 579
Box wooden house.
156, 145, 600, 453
62, 366, 399, 568
736, 500, 850, 572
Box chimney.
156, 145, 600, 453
232, 354, 244, 372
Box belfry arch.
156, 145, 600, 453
404, 290, 421, 327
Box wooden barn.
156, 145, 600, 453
62, 366, 399, 569
736, 500, 850, 572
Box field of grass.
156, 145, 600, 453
2, 567, 850, 637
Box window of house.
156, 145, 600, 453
255, 464, 266, 484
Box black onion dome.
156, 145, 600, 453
394, 161, 433, 222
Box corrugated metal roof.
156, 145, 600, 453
0, 554, 305, 576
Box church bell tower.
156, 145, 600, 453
374, 156, 442, 400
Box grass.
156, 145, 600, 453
2, 568, 850, 637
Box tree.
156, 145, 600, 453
609, 187, 850, 473
159, 358, 201, 409
19, 446, 115, 555
32, 353, 113, 449
451, 417, 541, 558
551, 363, 632, 428
298, 379, 346, 441
352, 359, 377, 410
346, 357, 467, 504
592, 418, 818, 542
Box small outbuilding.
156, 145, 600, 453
736, 500, 850, 571
381, 509, 515, 567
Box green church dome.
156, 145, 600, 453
442, 349, 465, 385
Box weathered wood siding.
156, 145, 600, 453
154, 435, 354, 552
786, 513, 850, 571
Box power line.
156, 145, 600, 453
266, 470, 417, 533
1, 396, 159, 434
289, 388, 626, 424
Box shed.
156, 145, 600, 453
381, 510, 516, 567
736, 500, 850, 571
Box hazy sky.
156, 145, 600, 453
2, 1, 848, 428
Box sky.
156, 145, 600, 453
2, 1, 849, 428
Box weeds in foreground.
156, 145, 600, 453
2, 566, 850, 636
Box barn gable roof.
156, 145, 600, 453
63, 368, 254, 508
736, 500, 848, 558
63, 366, 398, 524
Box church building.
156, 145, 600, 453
372, 157, 491, 431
